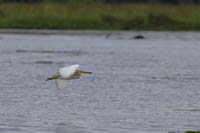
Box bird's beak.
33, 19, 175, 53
45, 77, 51, 81
45, 77, 55, 81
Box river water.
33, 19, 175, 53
0, 31, 200, 133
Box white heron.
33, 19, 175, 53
46, 64, 92, 89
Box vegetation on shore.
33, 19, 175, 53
185, 131, 200, 133
0, 3, 200, 30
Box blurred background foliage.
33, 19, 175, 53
0, 0, 200, 4
0, 0, 199, 30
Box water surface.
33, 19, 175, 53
0, 31, 200, 133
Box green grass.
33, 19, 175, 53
185, 131, 200, 133
0, 3, 200, 30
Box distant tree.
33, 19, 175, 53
2, 0, 200, 4
104, 0, 199, 4
194, 0, 200, 3
176, 0, 191, 4
105, 0, 148, 3
3, 0, 41, 2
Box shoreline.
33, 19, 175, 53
0, 29, 200, 41
0, 29, 200, 35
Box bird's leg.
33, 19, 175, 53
77, 70, 92, 74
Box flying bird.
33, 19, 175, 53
46, 64, 92, 89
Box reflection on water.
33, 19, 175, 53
0, 31, 200, 133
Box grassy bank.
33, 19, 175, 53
185, 131, 200, 133
0, 3, 200, 30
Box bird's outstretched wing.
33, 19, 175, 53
65, 70, 91, 80
55, 79, 68, 89
59, 64, 79, 78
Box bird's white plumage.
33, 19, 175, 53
59, 64, 79, 78
47, 64, 91, 89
